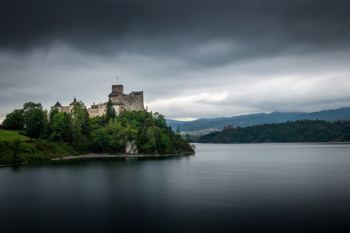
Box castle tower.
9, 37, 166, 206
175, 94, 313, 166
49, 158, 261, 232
69, 98, 78, 112
112, 85, 123, 94
52, 101, 62, 112
109, 85, 124, 103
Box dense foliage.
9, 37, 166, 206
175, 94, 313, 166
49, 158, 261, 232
0, 131, 78, 164
90, 111, 194, 154
0, 101, 194, 164
2, 109, 25, 130
198, 120, 350, 143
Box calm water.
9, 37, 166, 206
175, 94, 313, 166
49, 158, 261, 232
1, 143, 350, 233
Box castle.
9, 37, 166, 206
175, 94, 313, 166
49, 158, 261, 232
53, 84, 145, 117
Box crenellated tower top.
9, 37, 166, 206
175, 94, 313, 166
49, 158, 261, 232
111, 85, 123, 94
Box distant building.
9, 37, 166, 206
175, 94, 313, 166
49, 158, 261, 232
223, 125, 233, 131
52, 84, 145, 117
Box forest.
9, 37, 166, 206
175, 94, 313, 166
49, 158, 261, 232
198, 119, 350, 143
0, 102, 194, 164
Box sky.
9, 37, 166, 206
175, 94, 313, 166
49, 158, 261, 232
1, 0, 350, 122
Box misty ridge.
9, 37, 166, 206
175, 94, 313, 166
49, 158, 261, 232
167, 107, 350, 134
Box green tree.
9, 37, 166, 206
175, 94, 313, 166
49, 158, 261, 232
105, 101, 116, 123
71, 102, 91, 137
91, 128, 108, 152
25, 108, 47, 138
23, 102, 42, 121
23, 102, 42, 112
72, 119, 89, 152
49, 112, 73, 142
160, 134, 172, 154
176, 126, 181, 134
2, 109, 25, 130
90, 115, 106, 130
153, 112, 167, 128
48, 108, 59, 135
185, 133, 191, 142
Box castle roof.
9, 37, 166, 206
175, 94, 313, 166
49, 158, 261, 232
70, 98, 78, 105
53, 101, 62, 107
108, 91, 120, 97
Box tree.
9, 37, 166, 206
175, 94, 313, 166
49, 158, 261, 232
71, 102, 91, 137
153, 112, 167, 128
25, 108, 47, 138
176, 126, 181, 134
48, 108, 59, 135
185, 133, 191, 142
160, 134, 172, 154
2, 109, 25, 130
90, 115, 106, 130
23, 102, 42, 112
105, 101, 116, 123
72, 119, 88, 152
49, 112, 73, 142
23, 102, 42, 121
91, 128, 108, 152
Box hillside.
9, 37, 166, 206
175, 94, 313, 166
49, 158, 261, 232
0, 130, 78, 165
1, 101, 195, 165
197, 119, 350, 143
167, 107, 350, 134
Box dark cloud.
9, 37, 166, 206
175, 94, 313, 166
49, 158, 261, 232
1, 0, 350, 121
1, 0, 350, 59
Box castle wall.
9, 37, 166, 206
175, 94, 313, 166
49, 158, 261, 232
54, 106, 62, 112
97, 104, 106, 114
120, 92, 144, 111
69, 105, 75, 112
109, 95, 122, 103
53, 84, 144, 118
87, 108, 98, 116
61, 106, 70, 113
113, 105, 121, 115
88, 104, 106, 117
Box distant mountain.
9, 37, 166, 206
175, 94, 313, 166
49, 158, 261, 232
166, 107, 350, 134
197, 119, 350, 143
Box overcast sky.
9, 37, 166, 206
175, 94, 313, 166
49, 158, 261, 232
1, 0, 350, 121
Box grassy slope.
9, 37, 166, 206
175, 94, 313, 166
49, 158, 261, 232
0, 130, 30, 141
0, 130, 78, 165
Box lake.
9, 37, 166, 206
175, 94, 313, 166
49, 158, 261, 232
1, 143, 350, 232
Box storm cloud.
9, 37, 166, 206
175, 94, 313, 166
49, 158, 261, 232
1, 0, 350, 121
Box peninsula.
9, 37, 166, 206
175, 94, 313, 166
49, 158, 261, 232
0, 84, 195, 165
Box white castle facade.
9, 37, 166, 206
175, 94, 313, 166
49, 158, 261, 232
53, 84, 145, 117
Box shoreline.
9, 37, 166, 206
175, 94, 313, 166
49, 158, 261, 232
52, 152, 194, 161
0, 152, 195, 167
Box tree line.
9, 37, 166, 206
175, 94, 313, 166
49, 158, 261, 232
198, 119, 350, 143
1, 101, 194, 155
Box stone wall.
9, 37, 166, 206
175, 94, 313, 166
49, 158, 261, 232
88, 104, 106, 117
121, 91, 144, 111
109, 95, 122, 103
53, 84, 144, 118
61, 106, 70, 113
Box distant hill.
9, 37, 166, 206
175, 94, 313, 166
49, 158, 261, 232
197, 119, 350, 143
167, 107, 350, 134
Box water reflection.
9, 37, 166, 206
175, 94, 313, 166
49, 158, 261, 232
1, 143, 350, 232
